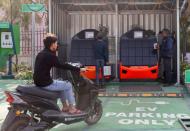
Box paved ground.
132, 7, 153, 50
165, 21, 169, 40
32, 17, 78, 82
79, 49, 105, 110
0, 80, 190, 131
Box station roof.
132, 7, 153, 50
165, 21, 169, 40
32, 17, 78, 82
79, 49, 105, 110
52, 0, 187, 12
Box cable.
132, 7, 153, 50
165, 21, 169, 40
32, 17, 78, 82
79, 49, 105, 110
161, 0, 176, 11
130, 0, 157, 11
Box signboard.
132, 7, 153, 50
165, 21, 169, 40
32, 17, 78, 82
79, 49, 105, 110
0, 22, 10, 29
134, 31, 143, 39
85, 32, 94, 39
1, 32, 13, 48
104, 66, 111, 76
185, 70, 190, 84
21, 4, 46, 13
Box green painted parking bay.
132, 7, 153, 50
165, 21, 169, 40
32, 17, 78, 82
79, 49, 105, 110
0, 80, 190, 130
50, 97, 190, 131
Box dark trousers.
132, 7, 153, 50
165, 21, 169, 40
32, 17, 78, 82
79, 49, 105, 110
158, 58, 164, 79
172, 57, 177, 83
96, 59, 105, 86
163, 58, 172, 84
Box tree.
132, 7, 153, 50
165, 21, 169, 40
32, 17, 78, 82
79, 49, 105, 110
0, 0, 48, 29
0, 0, 48, 72
180, 16, 190, 56
180, 2, 190, 57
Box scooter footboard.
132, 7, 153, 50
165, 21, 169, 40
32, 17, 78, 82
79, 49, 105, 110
42, 110, 87, 124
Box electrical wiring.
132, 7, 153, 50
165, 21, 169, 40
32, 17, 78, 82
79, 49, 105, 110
133, 0, 164, 11
161, 0, 176, 11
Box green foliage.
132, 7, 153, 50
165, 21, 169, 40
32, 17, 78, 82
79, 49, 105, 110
181, 62, 190, 75
15, 63, 33, 80
98, 25, 109, 38
181, 61, 190, 84
180, 16, 190, 55
0, 0, 48, 29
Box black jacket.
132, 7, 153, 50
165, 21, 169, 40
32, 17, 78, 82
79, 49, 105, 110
160, 37, 173, 58
33, 48, 80, 87
94, 40, 108, 62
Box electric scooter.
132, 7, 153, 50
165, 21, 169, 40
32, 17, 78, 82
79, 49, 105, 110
1, 62, 102, 131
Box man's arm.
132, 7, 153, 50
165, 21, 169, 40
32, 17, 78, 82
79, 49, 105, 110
167, 38, 173, 50
104, 43, 109, 63
52, 55, 80, 71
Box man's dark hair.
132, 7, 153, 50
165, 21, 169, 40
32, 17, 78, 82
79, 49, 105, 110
159, 31, 162, 34
162, 28, 170, 34
96, 32, 104, 40
43, 35, 57, 49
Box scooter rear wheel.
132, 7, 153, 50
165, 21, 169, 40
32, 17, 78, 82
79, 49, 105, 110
84, 99, 103, 125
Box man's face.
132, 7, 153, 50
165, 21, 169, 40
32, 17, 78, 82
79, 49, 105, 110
50, 41, 58, 52
162, 31, 168, 38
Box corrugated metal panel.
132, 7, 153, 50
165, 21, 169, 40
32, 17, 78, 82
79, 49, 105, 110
51, 9, 173, 37
62, 12, 173, 39
51, 3, 174, 41
51, 1, 175, 63
51, 3, 68, 44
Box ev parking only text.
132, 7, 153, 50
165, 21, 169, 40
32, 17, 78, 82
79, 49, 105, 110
105, 107, 190, 126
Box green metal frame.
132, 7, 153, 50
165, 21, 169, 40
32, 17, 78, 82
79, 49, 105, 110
0, 23, 20, 70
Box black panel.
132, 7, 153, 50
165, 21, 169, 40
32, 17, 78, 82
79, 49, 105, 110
70, 29, 108, 66
120, 28, 158, 66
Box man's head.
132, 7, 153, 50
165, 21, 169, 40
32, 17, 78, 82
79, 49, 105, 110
162, 29, 170, 38
43, 33, 58, 52
159, 31, 162, 35
96, 32, 104, 40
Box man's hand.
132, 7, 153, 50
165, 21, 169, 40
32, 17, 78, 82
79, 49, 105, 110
80, 68, 87, 72
106, 62, 110, 65
154, 43, 159, 50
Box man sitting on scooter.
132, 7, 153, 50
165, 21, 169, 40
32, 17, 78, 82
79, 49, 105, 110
33, 33, 83, 114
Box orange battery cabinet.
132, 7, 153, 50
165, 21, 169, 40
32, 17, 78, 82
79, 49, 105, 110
81, 66, 111, 80
119, 64, 158, 80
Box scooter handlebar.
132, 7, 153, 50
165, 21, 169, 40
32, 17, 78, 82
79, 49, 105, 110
66, 62, 84, 68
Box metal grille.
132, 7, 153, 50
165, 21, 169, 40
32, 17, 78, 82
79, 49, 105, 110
18, 27, 47, 67
20, 27, 47, 56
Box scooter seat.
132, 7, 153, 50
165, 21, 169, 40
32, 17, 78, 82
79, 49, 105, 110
16, 85, 60, 100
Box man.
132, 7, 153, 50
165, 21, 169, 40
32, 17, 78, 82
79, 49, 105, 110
160, 29, 174, 86
171, 31, 177, 83
157, 31, 164, 81
94, 32, 108, 87
33, 33, 82, 114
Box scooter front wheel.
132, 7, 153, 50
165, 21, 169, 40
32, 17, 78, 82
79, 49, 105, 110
84, 99, 103, 125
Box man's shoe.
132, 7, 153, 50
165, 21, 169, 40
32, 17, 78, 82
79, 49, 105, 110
158, 78, 165, 83
95, 84, 101, 88
163, 83, 173, 87
100, 84, 106, 89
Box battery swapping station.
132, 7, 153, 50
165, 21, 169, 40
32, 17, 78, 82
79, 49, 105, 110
0, 22, 20, 79
70, 29, 112, 80
119, 28, 158, 80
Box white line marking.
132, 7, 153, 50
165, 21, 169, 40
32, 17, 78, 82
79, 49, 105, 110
108, 99, 170, 106
5, 84, 19, 90
53, 124, 64, 129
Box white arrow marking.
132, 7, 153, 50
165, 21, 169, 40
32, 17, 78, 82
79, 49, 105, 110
108, 99, 169, 106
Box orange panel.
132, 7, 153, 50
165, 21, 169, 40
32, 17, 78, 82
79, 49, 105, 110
81, 66, 111, 80
120, 65, 158, 80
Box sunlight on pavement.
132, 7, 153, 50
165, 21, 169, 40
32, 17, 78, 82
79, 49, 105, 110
0, 102, 9, 122
5, 84, 19, 91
